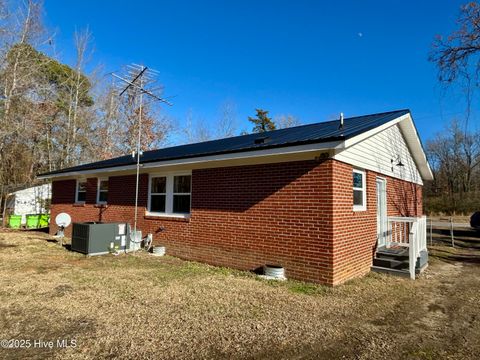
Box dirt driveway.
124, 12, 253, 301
0, 230, 479, 359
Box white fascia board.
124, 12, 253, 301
342, 113, 433, 182
397, 117, 434, 181
342, 113, 410, 148
38, 140, 343, 180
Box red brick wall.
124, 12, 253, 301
50, 160, 335, 283
49, 159, 423, 285
330, 160, 423, 285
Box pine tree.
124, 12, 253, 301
248, 108, 276, 133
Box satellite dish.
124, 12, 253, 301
55, 213, 71, 228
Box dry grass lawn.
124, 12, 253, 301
0, 230, 479, 359
429, 215, 472, 224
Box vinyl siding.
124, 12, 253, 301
333, 124, 423, 185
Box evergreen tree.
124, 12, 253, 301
248, 108, 276, 133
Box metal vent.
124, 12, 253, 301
254, 136, 270, 145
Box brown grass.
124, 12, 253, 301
0, 231, 479, 359
429, 215, 472, 223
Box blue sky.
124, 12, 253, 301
43, 0, 476, 142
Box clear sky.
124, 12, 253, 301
43, 0, 476, 143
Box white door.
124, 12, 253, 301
376, 178, 387, 248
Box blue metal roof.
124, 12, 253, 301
39, 109, 410, 176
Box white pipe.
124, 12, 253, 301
132, 67, 144, 247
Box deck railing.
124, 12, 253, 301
387, 215, 427, 279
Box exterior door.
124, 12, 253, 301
376, 178, 387, 248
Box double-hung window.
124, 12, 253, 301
97, 178, 109, 204
353, 169, 366, 211
148, 173, 191, 216
173, 175, 192, 214
76, 180, 87, 203
150, 177, 167, 213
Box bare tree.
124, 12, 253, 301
275, 114, 302, 129
427, 1, 480, 214
0, 0, 44, 127
0, 0, 50, 225
430, 2, 480, 130
90, 80, 123, 159
430, 2, 480, 85
0, 1, 181, 226
62, 28, 94, 166
216, 101, 237, 138
182, 109, 212, 144
425, 120, 480, 214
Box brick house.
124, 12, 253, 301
39, 110, 433, 285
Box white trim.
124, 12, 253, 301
343, 114, 409, 148
341, 113, 433, 182
376, 177, 388, 247
145, 212, 191, 219
96, 178, 108, 205
37, 141, 343, 179
75, 179, 87, 204
353, 169, 367, 211
147, 171, 192, 217
148, 175, 167, 214
397, 116, 434, 180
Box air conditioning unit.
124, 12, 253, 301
71, 222, 130, 255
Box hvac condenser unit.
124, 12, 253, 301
71, 222, 130, 255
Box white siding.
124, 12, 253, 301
333, 124, 423, 185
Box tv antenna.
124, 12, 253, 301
112, 64, 172, 246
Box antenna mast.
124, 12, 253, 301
113, 64, 172, 248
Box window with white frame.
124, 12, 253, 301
97, 178, 109, 204
150, 176, 167, 213
76, 180, 87, 203
148, 173, 191, 216
353, 169, 366, 211
173, 175, 191, 214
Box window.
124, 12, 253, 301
353, 169, 366, 211
150, 176, 167, 213
173, 175, 191, 214
76, 180, 87, 203
148, 173, 191, 216
97, 178, 109, 204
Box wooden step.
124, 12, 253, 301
373, 256, 408, 270
376, 246, 409, 260
371, 263, 427, 277
371, 266, 411, 277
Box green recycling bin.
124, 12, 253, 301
8, 215, 22, 229
38, 214, 50, 228
26, 214, 40, 229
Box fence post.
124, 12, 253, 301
409, 220, 417, 280
430, 218, 433, 246
450, 217, 455, 248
